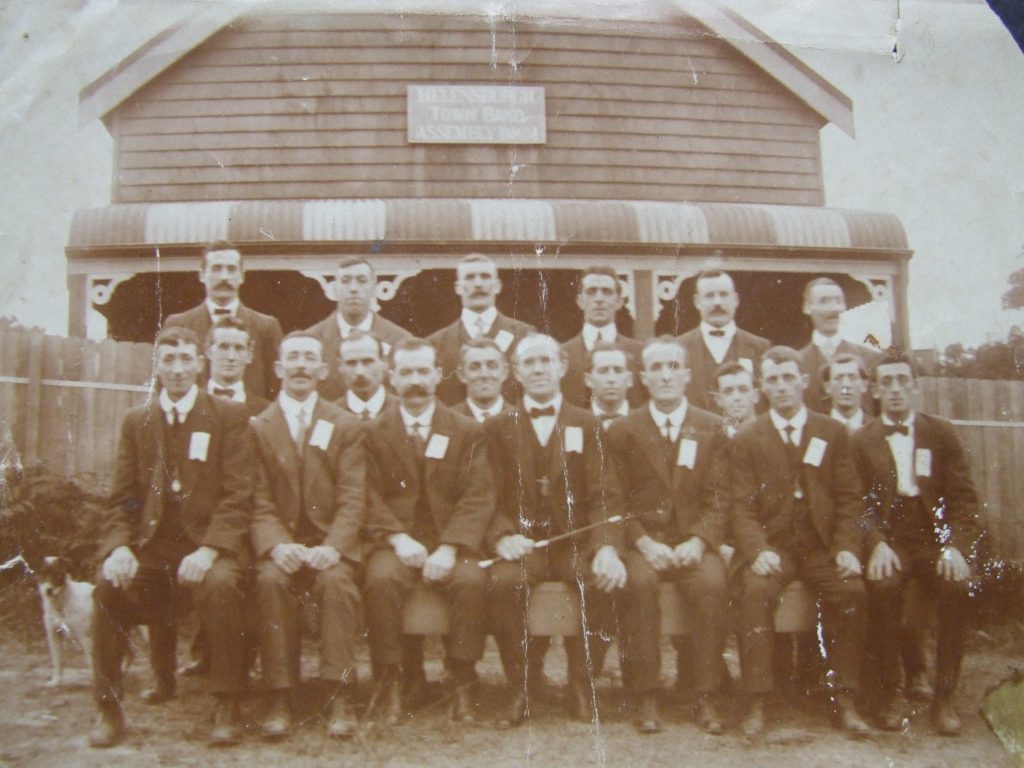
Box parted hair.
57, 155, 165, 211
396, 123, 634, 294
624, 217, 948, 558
458, 336, 507, 368
802, 276, 841, 304
340, 329, 385, 359
577, 266, 622, 295
761, 345, 802, 368
871, 349, 919, 381
713, 360, 755, 388
204, 316, 252, 348
278, 330, 324, 358
587, 340, 634, 372
200, 240, 241, 269
821, 352, 869, 383
640, 335, 686, 369
388, 337, 437, 368
156, 325, 201, 351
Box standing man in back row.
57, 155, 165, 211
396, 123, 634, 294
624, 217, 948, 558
678, 270, 769, 414
429, 254, 535, 406
799, 277, 880, 414
164, 242, 283, 400
306, 259, 412, 402
561, 267, 644, 409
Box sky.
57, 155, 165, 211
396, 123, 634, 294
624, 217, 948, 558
0, 0, 1021, 349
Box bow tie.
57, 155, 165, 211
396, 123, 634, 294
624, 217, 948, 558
212, 307, 231, 316
883, 424, 909, 437
707, 329, 726, 338
528, 405, 556, 419
212, 387, 235, 398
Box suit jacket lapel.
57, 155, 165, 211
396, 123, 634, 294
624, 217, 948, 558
911, 416, 937, 503
264, 403, 302, 500
635, 411, 673, 493
382, 407, 421, 483
181, 391, 216, 495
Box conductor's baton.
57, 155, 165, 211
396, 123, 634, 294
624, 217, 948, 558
478, 515, 626, 569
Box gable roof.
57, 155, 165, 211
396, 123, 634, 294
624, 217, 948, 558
79, 0, 853, 136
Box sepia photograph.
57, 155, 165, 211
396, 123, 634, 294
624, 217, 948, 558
0, 0, 1022, 765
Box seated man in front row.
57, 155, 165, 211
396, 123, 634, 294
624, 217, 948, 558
90, 327, 253, 748
853, 351, 982, 735
362, 338, 494, 726
250, 332, 366, 740
485, 333, 628, 728
607, 337, 730, 735
730, 346, 870, 737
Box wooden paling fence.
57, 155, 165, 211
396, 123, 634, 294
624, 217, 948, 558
1, 327, 1022, 561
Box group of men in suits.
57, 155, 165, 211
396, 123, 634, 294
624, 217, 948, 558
88, 245, 981, 747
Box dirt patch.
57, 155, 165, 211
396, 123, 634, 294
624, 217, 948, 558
0, 630, 1019, 768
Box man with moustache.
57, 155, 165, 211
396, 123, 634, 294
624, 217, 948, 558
428, 254, 534, 406
731, 346, 869, 737
362, 339, 494, 726
89, 327, 253, 748
853, 352, 982, 735
164, 242, 282, 399
678, 270, 770, 413
561, 267, 644, 408
306, 259, 412, 402
454, 338, 513, 423
250, 332, 366, 740
337, 331, 396, 421
798, 277, 880, 413
608, 337, 730, 734
204, 317, 270, 417
586, 341, 636, 430
486, 333, 627, 728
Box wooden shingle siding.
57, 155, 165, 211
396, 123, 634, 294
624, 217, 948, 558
111, 13, 826, 205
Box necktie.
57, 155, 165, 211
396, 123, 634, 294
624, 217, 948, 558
213, 307, 231, 317
883, 424, 909, 437
661, 419, 674, 442
359, 410, 371, 422
408, 423, 427, 453
472, 316, 486, 339
212, 387, 234, 398
294, 409, 309, 448
707, 329, 726, 338
528, 406, 556, 419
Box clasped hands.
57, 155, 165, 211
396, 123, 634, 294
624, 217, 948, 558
389, 533, 456, 583
270, 542, 341, 575
102, 544, 220, 589
636, 534, 706, 571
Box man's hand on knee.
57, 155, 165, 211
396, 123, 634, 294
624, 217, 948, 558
270, 542, 308, 575
305, 545, 341, 571
178, 546, 219, 585
389, 533, 428, 569
937, 546, 970, 582
750, 549, 781, 577
103, 546, 139, 589
495, 534, 534, 562
592, 545, 627, 593
867, 541, 901, 581
422, 544, 456, 583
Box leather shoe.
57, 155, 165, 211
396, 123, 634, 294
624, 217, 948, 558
449, 682, 477, 724
740, 697, 766, 738
496, 690, 528, 729
208, 697, 242, 746
877, 696, 908, 732
565, 684, 595, 722
933, 697, 962, 736
140, 682, 176, 705
695, 695, 723, 735
635, 692, 661, 734
908, 671, 935, 702
325, 695, 357, 739
834, 693, 871, 735
260, 691, 292, 740
88, 703, 125, 748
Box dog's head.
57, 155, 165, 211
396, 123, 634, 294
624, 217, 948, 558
36, 556, 72, 599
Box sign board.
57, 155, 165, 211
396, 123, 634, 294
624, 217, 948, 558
407, 85, 546, 144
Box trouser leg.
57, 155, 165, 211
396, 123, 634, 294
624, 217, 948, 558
254, 560, 300, 691
617, 551, 661, 694
364, 549, 415, 668
194, 556, 247, 695
314, 561, 361, 684
675, 554, 729, 695
736, 566, 787, 694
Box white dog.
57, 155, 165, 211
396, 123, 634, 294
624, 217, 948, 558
36, 556, 95, 686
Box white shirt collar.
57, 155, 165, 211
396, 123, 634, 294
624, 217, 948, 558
347, 387, 386, 417
523, 393, 562, 417
467, 396, 504, 422
208, 379, 245, 403
582, 322, 617, 350
881, 412, 916, 429
700, 320, 736, 340
337, 312, 374, 338
159, 385, 199, 424
593, 399, 629, 418
831, 408, 865, 430
648, 399, 688, 428
279, 390, 318, 419
812, 330, 841, 354
461, 306, 498, 336
770, 407, 808, 433
400, 400, 436, 431
206, 299, 239, 319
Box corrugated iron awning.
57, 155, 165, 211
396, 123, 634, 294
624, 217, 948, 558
68, 199, 908, 255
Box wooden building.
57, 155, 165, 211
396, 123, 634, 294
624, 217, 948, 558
67, 2, 910, 347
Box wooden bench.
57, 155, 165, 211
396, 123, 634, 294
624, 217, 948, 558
402, 580, 818, 636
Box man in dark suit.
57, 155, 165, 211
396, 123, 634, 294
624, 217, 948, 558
798, 277, 880, 413
453, 338, 514, 423
205, 317, 270, 417
486, 333, 627, 728
678, 270, 770, 413
561, 267, 644, 408
853, 352, 982, 735
362, 338, 494, 726
824, 354, 872, 432
731, 346, 869, 737
608, 337, 730, 734
164, 242, 283, 400
89, 327, 253, 748
250, 332, 366, 740
428, 254, 534, 406
336, 331, 396, 420
305, 259, 412, 402
586, 341, 636, 429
